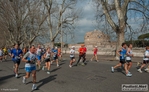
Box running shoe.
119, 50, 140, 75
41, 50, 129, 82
42, 66, 45, 70
111, 67, 114, 73
57, 64, 59, 67
137, 69, 142, 73
144, 68, 149, 72
81, 63, 85, 66
126, 73, 132, 77
22, 77, 26, 84
32, 84, 37, 90
15, 74, 19, 78
69, 65, 72, 68
47, 71, 50, 74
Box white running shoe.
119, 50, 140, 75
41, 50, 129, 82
111, 67, 114, 73
69, 65, 72, 68
42, 66, 45, 70
32, 84, 37, 90
47, 71, 50, 74
22, 77, 26, 84
15, 74, 19, 78
57, 64, 59, 67
144, 68, 149, 72
137, 69, 142, 73
126, 73, 132, 77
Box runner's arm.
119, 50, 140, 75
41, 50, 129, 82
116, 48, 122, 56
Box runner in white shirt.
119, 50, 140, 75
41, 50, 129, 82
138, 46, 149, 73
0, 48, 3, 62
69, 46, 75, 68
22, 46, 37, 90
42, 47, 51, 74
36, 44, 42, 69
125, 44, 133, 76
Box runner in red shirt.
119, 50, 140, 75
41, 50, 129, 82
91, 46, 99, 62
75, 44, 86, 66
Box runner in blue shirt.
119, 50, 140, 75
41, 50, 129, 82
11, 44, 23, 78
111, 43, 132, 77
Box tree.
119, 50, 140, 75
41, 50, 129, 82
94, 0, 149, 58
0, 0, 46, 46
43, 0, 79, 47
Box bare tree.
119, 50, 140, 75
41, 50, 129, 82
0, 0, 46, 47
43, 0, 79, 47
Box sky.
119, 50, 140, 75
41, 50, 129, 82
65, 0, 98, 44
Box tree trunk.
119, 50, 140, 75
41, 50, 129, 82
115, 30, 125, 59
51, 40, 54, 48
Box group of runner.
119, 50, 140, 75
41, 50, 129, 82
1, 42, 149, 90
0, 44, 62, 90
111, 43, 149, 77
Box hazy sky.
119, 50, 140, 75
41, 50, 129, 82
65, 0, 98, 44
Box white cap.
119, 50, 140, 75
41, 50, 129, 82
95, 46, 97, 47
72, 46, 75, 48
55, 47, 58, 49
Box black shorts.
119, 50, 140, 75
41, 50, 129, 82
70, 57, 75, 60
44, 58, 50, 62
120, 59, 126, 64
143, 60, 149, 64
53, 56, 58, 60
13, 59, 21, 65
126, 60, 132, 63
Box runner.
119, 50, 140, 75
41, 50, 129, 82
75, 44, 86, 66
58, 47, 62, 61
3, 47, 8, 61
90, 46, 98, 62
51, 47, 59, 67
42, 47, 51, 74
111, 43, 132, 76
11, 44, 23, 78
125, 44, 133, 75
69, 46, 75, 68
0, 47, 3, 62
36, 44, 42, 69
137, 46, 149, 73
22, 45, 37, 90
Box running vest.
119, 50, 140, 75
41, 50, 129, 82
143, 50, 149, 60
126, 49, 133, 60
120, 48, 127, 60
36, 48, 42, 56
45, 52, 50, 59
26, 51, 36, 63
70, 49, 75, 57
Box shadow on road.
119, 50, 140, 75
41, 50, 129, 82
37, 74, 57, 89
117, 68, 125, 75
51, 67, 61, 73
0, 74, 15, 85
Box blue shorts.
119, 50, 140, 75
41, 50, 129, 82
25, 66, 36, 72
36, 55, 41, 60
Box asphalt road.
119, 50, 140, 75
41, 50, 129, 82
0, 54, 149, 92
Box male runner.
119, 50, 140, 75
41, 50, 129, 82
111, 43, 132, 77
36, 44, 42, 69
75, 44, 86, 66
138, 46, 149, 73
11, 44, 23, 78
125, 44, 133, 76
69, 46, 75, 68
22, 45, 37, 90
